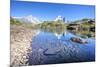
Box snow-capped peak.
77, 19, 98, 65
54, 15, 63, 21
22, 15, 41, 24
13, 15, 41, 24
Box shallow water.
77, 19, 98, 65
28, 30, 95, 65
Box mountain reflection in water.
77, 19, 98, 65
28, 29, 95, 65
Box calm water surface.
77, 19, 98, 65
28, 30, 95, 65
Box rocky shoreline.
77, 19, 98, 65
10, 25, 36, 66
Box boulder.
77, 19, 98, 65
70, 37, 87, 44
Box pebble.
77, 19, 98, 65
11, 25, 37, 66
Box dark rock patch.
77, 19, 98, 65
70, 37, 88, 44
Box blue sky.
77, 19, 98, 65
11, 1, 95, 21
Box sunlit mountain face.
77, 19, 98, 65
13, 15, 42, 24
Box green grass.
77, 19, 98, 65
10, 18, 35, 29
10, 19, 22, 25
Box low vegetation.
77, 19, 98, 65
10, 17, 36, 29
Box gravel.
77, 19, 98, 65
10, 25, 36, 66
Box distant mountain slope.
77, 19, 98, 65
72, 18, 95, 24
13, 15, 42, 24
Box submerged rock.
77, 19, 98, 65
70, 37, 88, 44
43, 47, 61, 55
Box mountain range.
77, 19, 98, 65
13, 15, 42, 24
12, 15, 94, 24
